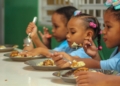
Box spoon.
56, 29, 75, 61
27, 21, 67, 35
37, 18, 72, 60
24, 17, 37, 46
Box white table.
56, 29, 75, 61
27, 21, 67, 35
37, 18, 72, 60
0, 52, 75, 86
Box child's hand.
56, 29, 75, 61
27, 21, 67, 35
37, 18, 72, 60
83, 37, 98, 58
50, 52, 72, 68
23, 42, 34, 51
39, 27, 52, 47
21, 48, 40, 56
26, 22, 37, 37
75, 71, 108, 86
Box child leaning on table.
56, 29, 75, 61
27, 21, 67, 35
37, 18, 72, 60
51, 0, 120, 72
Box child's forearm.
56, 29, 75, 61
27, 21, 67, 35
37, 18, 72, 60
23, 42, 34, 51
31, 34, 47, 48
37, 47, 50, 57
105, 75, 120, 86
92, 52, 101, 61
72, 57, 100, 68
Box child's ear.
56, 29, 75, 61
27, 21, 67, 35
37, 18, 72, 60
85, 30, 94, 38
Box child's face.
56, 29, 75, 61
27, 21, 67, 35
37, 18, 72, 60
51, 13, 68, 42
66, 17, 87, 47
103, 11, 120, 49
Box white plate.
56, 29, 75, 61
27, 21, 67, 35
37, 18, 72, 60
53, 69, 119, 83
4, 53, 45, 61
25, 59, 69, 71
0, 47, 14, 52
0, 44, 14, 52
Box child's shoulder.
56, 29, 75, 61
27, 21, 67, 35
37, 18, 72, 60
110, 47, 120, 58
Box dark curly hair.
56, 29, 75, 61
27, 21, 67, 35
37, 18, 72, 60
73, 13, 101, 50
55, 6, 77, 25
106, 5, 120, 21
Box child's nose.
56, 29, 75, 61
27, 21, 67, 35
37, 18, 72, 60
52, 28, 55, 33
102, 29, 106, 34
66, 33, 70, 39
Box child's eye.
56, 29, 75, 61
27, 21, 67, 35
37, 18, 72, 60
103, 24, 111, 29
106, 25, 111, 29
54, 25, 58, 28
53, 24, 59, 29
71, 32, 75, 34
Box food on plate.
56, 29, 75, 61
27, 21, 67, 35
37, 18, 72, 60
37, 59, 55, 66
10, 51, 19, 57
62, 67, 97, 78
71, 60, 85, 68
73, 67, 89, 74
0, 45, 6, 49
10, 51, 33, 58
62, 67, 90, 77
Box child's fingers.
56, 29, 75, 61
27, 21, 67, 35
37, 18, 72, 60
83, 40, 92, 48
43, 27, 48, 34
55, 59, 66, 66
52, 54, 63, 62
75, 71, 88, 76
38, 31, 43, 37
26, 22, 35, 33
76, 79, 88, 84
76, 83, 88, 86
87, 37, 95, 46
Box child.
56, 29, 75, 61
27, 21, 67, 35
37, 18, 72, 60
23, 6, 78, 56
74, 0, 120, 86
51, 0, 120, 72
50, 11, 102, 68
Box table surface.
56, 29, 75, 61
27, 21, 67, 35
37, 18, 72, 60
0, 51, 75, 86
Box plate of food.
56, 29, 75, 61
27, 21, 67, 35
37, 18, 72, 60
53, 67, 118, 83
5, 51, 45, 61
25, 59, 69, 71
0, 44, 16, 52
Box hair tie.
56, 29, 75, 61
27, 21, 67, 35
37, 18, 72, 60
89, 22, 97, 28
74, 10, 81, 16
98, 46, 102, 50
99, 30, 102, 34
105, 0, 120, 10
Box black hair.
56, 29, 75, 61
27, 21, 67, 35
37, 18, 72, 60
55, 6, 77, 24
73, 13, 101, 50
106, 5, 120, 21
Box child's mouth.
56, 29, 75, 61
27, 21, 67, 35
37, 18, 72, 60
103, 38, 107, 42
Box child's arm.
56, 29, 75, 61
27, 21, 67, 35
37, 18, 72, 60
22, 47, 51, 57
26, 22, 48, 48
23, 41, 34, 51
38, 27, 52, 49
75, 71, 120, 86
50, 52, 100, 68
83, 37, 101, 61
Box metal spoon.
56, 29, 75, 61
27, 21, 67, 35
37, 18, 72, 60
23, 17, 37, 46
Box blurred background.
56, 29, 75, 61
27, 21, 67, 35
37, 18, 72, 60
0, 0, 114, 59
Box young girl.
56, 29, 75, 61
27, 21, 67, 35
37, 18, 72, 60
24, 6, 77, 51
50, 11, 102, 68
51, 0, 120, 72
74, 0, 120, 86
